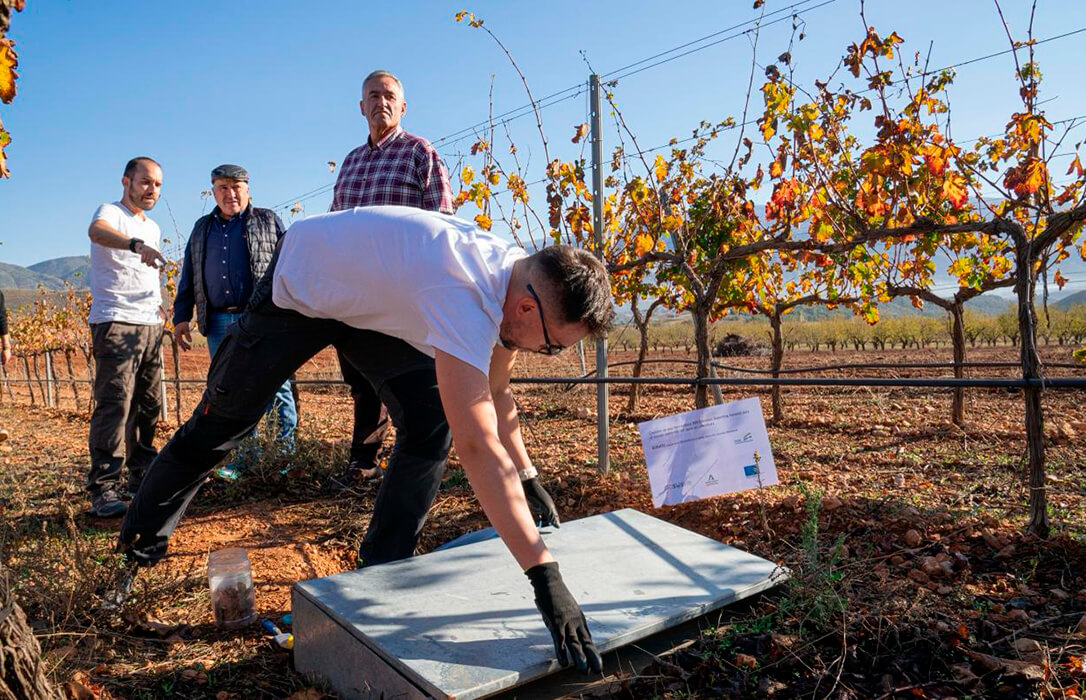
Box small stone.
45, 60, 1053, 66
770, 633, 798, 651
997, 544, 1017, 560
1057, 422, 1077, 441
903, 529, 922, 548
908, 569, 930, 584
1074, 614, 1086, 636
822, 495, 842, 511
735, 653, 758, 669
1051, 588, 1070, 601
1008, 608, 1030, 623
893, 474, 906, 488
890, 555, 907, 566
1012, 638, 1043, 656
757, 678, 787, 696
921, 557, 943, 578
937, 586, 955, 595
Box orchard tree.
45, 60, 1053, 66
768, 7, 1086, 537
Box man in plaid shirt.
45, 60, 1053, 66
331, 70, 454, 485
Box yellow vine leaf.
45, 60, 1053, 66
0, 118, 10, 178
474, 213, 492, 230
653, 155, 668, 182
0, 39, 17, 104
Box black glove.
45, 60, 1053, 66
522, 476, 561, 528
525, 562, 602, 673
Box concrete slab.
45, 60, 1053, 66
293, 508, 786, 700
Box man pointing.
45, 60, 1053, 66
119, 205, 612, 671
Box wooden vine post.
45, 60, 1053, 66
0, 572, 60, 700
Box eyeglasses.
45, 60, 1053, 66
526, 283, 565, 355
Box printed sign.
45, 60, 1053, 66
638, 397, 778, 508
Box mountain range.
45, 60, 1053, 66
0, 256, 91, 291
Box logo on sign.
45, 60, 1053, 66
743, 464, 759, 477
704, 474, 718, 486
734, 432, 753, 445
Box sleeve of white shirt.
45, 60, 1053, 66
91, 202, 123, 228
416, 286, 497, 375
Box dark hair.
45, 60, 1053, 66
123, 157, 160, 179
531, 245, 614, 337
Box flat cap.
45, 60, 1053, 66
210, 164, 249, 182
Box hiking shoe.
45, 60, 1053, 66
125, 470, 147, 500
90, 488, 128, 518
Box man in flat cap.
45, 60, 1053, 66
172, 164, 295, 478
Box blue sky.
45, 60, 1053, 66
2, 0, 1085, 292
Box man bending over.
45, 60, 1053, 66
118, 205, 613, 672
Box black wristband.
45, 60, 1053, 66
128, 237, 143, 253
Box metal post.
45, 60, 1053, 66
159, 344, 168, 421
44, 351, 54, 407
589, 74, 609, 474
709, 362, 724, 405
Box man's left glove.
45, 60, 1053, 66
521, 476, 560, 528
525, 561, 602, 673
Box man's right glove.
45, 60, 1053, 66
521, 476, 561, 528
525, 561, 603, 673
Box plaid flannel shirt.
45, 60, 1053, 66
331, 128, 454, 214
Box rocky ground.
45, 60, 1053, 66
0, 344, 1083, 698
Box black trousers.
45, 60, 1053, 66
336, 349, 390, 465
118, 289, 451, 567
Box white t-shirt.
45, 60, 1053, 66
273, 206, 526, 374
88, 202, 163, 325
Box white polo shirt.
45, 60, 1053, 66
88, 202, 163, 325
272, 206, 526, 374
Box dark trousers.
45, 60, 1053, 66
118, 291, 451, 567
337, 349, 390, 465
87, 321, 163, 495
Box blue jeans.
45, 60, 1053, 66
205, 311, 297, 444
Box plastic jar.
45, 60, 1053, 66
207, 548, 257, 629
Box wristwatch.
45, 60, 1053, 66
128, 237, 144, 253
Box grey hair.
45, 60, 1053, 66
362, 70, 404, 98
